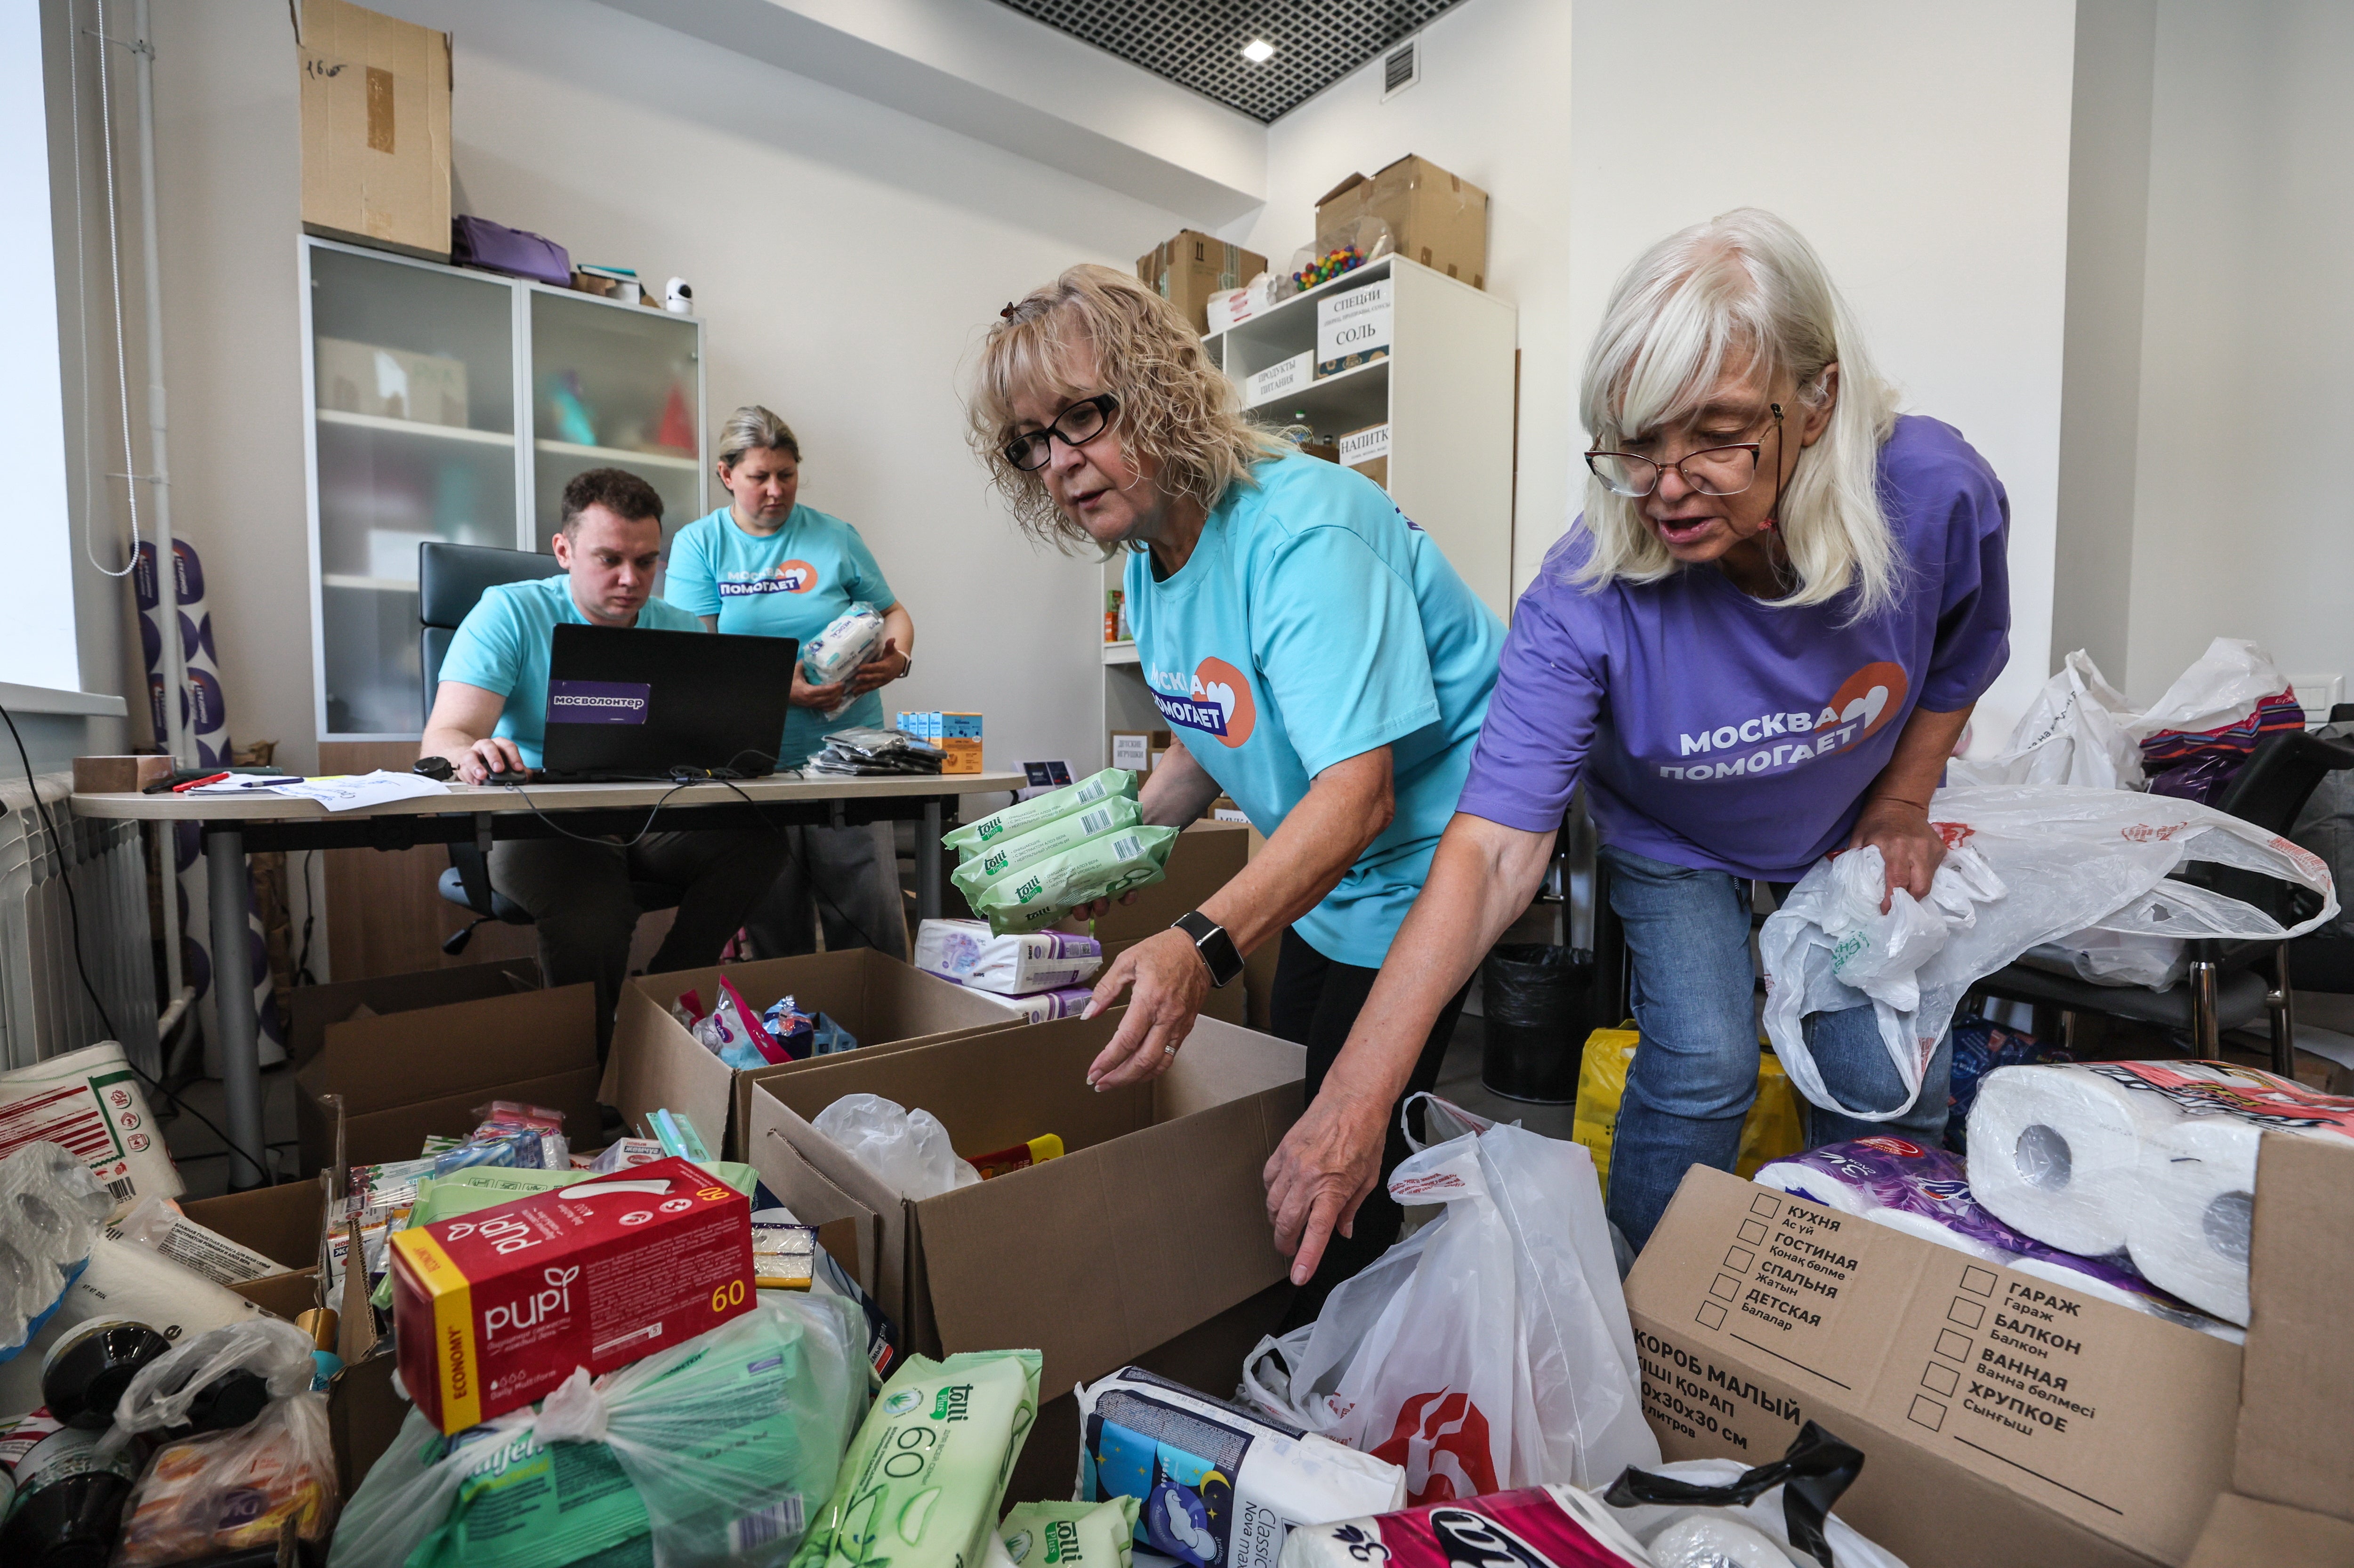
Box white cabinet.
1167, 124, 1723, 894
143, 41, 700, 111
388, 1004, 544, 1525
300, 237, 707, 739
1095, 254, 1517, 769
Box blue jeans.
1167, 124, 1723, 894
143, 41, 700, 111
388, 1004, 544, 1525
1600, 846, 1954, 1249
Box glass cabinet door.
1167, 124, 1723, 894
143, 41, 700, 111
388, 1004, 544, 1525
308, 243, 517, 737
527, 291, 703, 563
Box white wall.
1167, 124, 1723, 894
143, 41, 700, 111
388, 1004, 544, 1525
147, 0, 1198, 777
3, 0, 81, 695
2123, 0, 2354, 706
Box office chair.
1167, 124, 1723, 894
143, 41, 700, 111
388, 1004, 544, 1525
1973, 728, 2354, 1072
417, 542, 681, 953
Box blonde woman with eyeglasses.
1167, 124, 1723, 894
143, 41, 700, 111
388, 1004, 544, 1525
969, 264, 1505, 1315
1265, 209, 2014, 1277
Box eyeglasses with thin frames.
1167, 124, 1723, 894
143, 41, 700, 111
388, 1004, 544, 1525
1585, 404, 1785, 499
1004, 393, 1119, 473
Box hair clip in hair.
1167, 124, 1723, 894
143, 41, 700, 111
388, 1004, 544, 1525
1000, 302, 1019, 320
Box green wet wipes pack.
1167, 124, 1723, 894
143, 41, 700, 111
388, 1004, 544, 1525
1000, 1496, 1140, 1568
408, 1166, 576, 1226
968, 826, 1178, 937
943, 770, 1136, 857
793, 1347, 1042, 1568
951, 797, 1142, 901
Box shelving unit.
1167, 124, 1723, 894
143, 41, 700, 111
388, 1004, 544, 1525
1094, 254, 1517, 770
301, 236, 707, 740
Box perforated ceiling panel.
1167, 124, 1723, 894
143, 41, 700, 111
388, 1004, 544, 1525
994, 0, 1469, 123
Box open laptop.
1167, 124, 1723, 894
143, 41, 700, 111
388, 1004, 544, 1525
529, 623, 796, 782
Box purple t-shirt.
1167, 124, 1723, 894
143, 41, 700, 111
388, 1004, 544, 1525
1457, 415, 2010, 881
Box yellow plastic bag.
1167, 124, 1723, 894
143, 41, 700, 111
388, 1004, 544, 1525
1570, 1023, 1805, 1198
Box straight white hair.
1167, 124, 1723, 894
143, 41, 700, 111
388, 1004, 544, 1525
1574, 208, 1901, 616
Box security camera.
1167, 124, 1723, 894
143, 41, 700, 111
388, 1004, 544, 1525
663, 277, 693, 315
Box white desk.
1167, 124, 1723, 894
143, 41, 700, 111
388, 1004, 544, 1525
74, 770, 1025, 1188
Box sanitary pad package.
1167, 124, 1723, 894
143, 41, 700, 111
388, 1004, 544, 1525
1968, 1060, 2354, 1324
1077, 1366, 1406, 1568
913, 920, 1103, 996
968, 826, 1179, 937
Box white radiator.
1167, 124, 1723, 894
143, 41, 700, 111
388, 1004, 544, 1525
0, 774, 159, 1076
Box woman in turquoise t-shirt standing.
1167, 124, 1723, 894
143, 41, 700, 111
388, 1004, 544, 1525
665, 405, 916, 957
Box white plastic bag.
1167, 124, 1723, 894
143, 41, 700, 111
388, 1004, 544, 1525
1242, 1117, 1657, 1500
2131, 636, 2291, 744
1950, 649, 2144, 790
810, 1092, 980, 1199
1762, 784, 2340, 1122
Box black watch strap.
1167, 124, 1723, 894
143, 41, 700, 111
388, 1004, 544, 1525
1172, 910, 1243, 989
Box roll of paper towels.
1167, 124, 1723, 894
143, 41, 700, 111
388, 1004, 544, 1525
1972, 1060, 2354, 1327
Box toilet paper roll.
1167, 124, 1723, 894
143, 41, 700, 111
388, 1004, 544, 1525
1756, 1137, 2026, 1260
2005, 1249, 2243, 1343
1966, 1063, 2177, 1254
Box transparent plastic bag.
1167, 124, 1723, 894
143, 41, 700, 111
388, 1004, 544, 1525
112, 1318, 316, 1434
810, 1093, 979, 1199
1948, 649, 2143, 790
330, 1294, 867, 1568
1288, 217, 1394, 291
0, 1139, 112, 1363
113, 1391, 337, 1566
1243, 1110, 1658, 1498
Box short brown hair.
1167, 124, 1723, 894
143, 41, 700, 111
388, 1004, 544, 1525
559, 467, 664, 535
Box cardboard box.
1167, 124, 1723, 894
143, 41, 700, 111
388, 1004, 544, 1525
297, 0, 452, 260
601, 949, 1024, 1159
2184, 1134, 2354, 1566
1089, 820, 1250, 946
287, 956, 540, 1069
1244, 351, 1314, 409
1092, 936, 1247, 1027
1340, 422, 1391, 490
391, 1155, 753, 1431
1139, 230, 1269, 335
1316, 277, 1393, 378
1626, 1166, 2241, 1567
314, 337, 468, 427
71, 754, 170, 794
1108, 728, 1171, 778
295, 979, 600, 1173
896, 710, 982, 773
178, 1178, 331, 1322
1314, 155, 1490, 289
746, 1014, 1305, 1397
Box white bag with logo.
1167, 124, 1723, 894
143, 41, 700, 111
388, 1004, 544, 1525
1761, 784, 2339, 1122
1948, 649, 2143, 790
1241, 1111, 1657, 1503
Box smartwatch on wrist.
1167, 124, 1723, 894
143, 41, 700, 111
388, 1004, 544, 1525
1172, 910, 1243, 989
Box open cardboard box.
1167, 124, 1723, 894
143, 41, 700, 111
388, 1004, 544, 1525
2184, 1133, 2354, 1566
180, 1176, 332, 1321
603, 949, 1024, 1159
747, 1013, 1305, 1398
287, 956, 539, 1069
1626, 1164, 2242, 1567
295, 975, 601, 1172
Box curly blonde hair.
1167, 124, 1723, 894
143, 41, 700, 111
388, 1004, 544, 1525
967, 263, 1287, 553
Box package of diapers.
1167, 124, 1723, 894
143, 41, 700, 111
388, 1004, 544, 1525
1076, 1366, 1404, 1568
914, 920, 1103, 995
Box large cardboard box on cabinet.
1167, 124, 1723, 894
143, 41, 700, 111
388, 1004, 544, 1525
1314, 154, 1489, 289
746, 1014, 1305, 1398
298, 0, 452, 259
1625, 1165, 2241, 1568
1138, 230, 1268, 335
602, 950, 1023, 1159
2185, 1134, 2354, 1566
294, 973, 598, 1172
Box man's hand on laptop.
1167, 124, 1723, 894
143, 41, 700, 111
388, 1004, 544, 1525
444, 736, 528, 786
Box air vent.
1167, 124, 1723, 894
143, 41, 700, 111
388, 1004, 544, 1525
1382, 40, 1419, 99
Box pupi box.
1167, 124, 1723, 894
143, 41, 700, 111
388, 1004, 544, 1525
388, 1155, 754, 1433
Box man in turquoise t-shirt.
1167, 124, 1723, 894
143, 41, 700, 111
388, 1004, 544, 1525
662, 407, 916, 959
423, 468, 785, 1051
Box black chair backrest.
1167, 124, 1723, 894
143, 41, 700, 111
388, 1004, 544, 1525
2183, 729, 2354, 926
418, 543, 564, 727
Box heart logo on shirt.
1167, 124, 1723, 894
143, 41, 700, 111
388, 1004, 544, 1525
1827, 661, 1908, 741
771, 560, 818, 592
1148, 657, 1258, 748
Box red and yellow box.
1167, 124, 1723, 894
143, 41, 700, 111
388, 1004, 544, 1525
388, 1155, 753, 1432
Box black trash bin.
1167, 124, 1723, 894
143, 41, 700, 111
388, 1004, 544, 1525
1480, 943, 1594, 1103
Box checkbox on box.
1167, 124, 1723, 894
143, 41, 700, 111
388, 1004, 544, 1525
1738, 1219, 1768, 1245
1750, 1192, 1781, 1218
1922, 1360, 1960, 1396
1948, 1297, 1985, 1329
1961, 1265, 1998, 1297
1936, 1329, 1973, 1361
1711, 1273, 1740, 1301
1724, 1246, 1755, 1271
1698, 1301, 1728, 1330
1908, 1395, 1947, 1432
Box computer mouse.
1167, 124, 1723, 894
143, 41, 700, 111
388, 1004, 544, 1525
412, 756, 453, 782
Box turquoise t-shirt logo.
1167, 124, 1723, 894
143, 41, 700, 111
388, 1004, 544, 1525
1148, 656, 1257, 748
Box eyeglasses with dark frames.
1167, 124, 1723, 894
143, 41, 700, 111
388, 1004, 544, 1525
1004, 393, 1119, 473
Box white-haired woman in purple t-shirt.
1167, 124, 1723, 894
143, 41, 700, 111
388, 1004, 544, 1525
1263, 209, 2011, 1267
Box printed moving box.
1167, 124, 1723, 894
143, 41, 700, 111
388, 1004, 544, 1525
1627, 1166, 2240, 1568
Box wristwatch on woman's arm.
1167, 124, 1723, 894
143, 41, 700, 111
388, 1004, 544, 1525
1172, 910, 1243, 989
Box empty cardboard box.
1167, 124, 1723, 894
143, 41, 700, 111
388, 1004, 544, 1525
1138, 230, 1269, 335
298, 0, 453, 260
179, 1177, 331, 1321
747, 1013, 1305, 1398
602, 949, 1024, 1159
1315, 155, 1489, 289
1625, 1165, 2241, 1567
295, 978, 600, 1172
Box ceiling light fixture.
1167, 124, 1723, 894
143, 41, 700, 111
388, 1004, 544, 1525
1241, 38, 1275, 64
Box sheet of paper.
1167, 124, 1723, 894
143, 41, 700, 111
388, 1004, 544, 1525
185, 769, 446, 812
